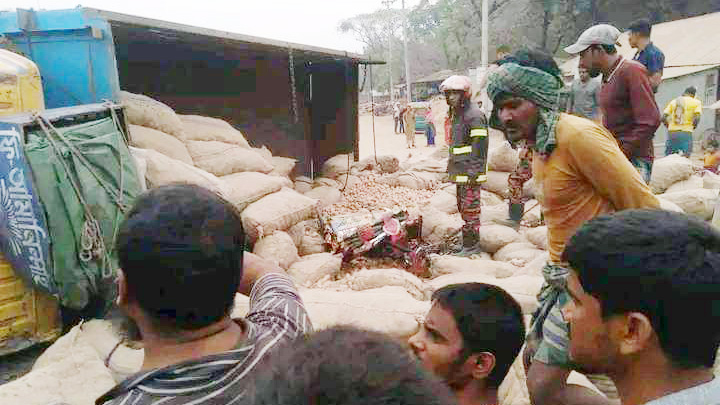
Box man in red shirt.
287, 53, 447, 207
565, 24, 661, 183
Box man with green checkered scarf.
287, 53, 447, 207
487, 61, 659, 405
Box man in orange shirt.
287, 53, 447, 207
487, 62, 660, 405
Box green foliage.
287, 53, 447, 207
341, 0, 718, 94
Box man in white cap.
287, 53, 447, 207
440, 75, 489, 256
565, 24, 661, 184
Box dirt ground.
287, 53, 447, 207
358, 114, 440, 163
0, 343, 49, 384
358, 113, 506, 163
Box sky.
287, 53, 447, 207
6, 0, 422, 54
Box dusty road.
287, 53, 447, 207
358, 113, 506, 163
358, 114, 442, 163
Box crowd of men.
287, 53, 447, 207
87, 17, 720, 405
95, 182, 719, 405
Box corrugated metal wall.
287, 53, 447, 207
112, 24, 358, 175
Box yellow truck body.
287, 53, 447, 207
0, 49, 61, 355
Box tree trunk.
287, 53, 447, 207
541, 4, 551, 50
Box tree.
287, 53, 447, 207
341, 0, 719, 97
339, 9, 403, 92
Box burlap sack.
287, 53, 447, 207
428, 190, 458, 214
344, 268, 428, 301
120, 91, 185, 140
254, 146, 274, 163
429, 255, 516, 278
222, 172, 292, 211
488, 141, 520, 172
294, 176, 314, 193
659, 188, 718, 220
421, 208, 464, 245
649, 154, 694, 194
130, 147, 231, 198
395, 171, 441, 190
335, 174, 363, 189
286, 253, 342, 287
516, 251, 549, 277
298, 286, 430, 339
425, 273, 544, 315
186, 140, 273, 176
478, 225, 521, 253
241, 188, 319, 241
129, 124, 194, 165
179, 114, 250, 148
287, 219, 327, 256
665, 175, 703, 193
130, 147, 148, 191
0, 322, 119, 405
253, 231, 300, 270
314, 177, 342, 189
493, 242, 543, 262
269, 156, 297, 177
33, 320, 143, 383
304, 186, 342, 208
524, 226, 548, 250
704, 171, 720, 189
656, 197, 684, 213
481, 171, 511, 198
322, 154, 352, 179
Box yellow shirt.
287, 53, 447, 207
663, 96, 702, 132
533, 114, 660, 262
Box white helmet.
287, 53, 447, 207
439, 75, 473, 97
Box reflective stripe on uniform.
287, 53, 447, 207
470, 128, 488, 138
452, 146, 472, 155
455, 175, 469, 183
476, 174, 487, 182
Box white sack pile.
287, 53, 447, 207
128, 124, 194, 165
242, 188, 319, 242
120, 91, 186, 141
253, 231, 300, 270
0, 320, 140, 405
179, 114, 251, 148
489, 142, 520, 172
649, 154, 695, 194
186, 140, 273, 176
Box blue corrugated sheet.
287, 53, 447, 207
0, 8, 120, 108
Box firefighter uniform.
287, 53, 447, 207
447, 101, 490, 251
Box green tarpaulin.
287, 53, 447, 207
24, 116, 141, 310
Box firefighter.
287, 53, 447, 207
441, 75, 489, 256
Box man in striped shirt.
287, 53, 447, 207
96, 184, 311, 405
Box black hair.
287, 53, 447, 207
250, 326, 456, 405
116, 184, 245, 332
592, 44, 617, 54
685, 86, 697, 96
629, 18, 652, 37
432, 283, 525, 388
562, 209, 720, 369
497, 47, 563, 83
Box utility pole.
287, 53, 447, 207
382, 0, 395, 103
476, 0, 489, 100
402, 0, 411, 103
481, 0, 488, 70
